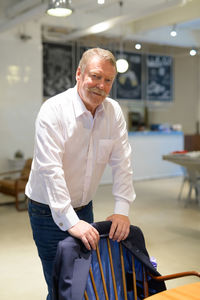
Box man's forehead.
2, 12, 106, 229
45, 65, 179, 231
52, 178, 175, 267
85, 56, 116, 74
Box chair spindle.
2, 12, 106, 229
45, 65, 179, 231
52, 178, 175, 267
132, 256, 138, 300
119, 243, 128, 300
96, 244, 109, 300
89, 267, 99, 300
107, 238, 118, 299
143, 266, 149, 298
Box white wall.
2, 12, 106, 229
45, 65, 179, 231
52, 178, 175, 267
148, 55, 199, 134
0, 22, 42, 171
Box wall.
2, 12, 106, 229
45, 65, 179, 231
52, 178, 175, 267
0, 24, 199, 172
148, 54, 199, 134
0, 22, 42, 171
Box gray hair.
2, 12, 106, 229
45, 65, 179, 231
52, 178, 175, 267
78, 47, 117, 73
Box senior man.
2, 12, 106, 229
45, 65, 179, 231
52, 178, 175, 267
26, 47, 136, 300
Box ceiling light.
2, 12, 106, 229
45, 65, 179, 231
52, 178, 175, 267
170, 25, 177, 37
47, 0, 73, 17
170, 30, 177, 37
116, 1, 129, 73
135, 43, 141, 50
90, 22, 110, 34
190, 49, 197, 56
97, 0, 105, 4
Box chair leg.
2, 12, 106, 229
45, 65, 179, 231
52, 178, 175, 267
195, 184, 200, 207
15, 193, 19, 210
15, 194, 27, 211
178, 177, 187, 201
185, 183, 193, 207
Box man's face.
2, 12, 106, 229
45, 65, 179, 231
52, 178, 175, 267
76, 56, 116, 115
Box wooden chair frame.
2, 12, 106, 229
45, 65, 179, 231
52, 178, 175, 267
0, 159, 32, 211
84, 238, 200, 300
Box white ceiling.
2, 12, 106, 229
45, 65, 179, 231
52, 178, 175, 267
0, 0, 200, 48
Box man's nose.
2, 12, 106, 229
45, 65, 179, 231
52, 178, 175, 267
97, 78, 105, 89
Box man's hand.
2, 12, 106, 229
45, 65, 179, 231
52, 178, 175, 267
68, 220, 100, 250
106, 214, 130, 242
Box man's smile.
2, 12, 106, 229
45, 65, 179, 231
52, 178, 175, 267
87, 87, 107, 97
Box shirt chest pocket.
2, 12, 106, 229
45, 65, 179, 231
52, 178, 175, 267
97, 139, 114, 164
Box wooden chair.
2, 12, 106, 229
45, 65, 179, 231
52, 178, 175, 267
84, 222, 200, 300
53, 221, 200, 300
0, 158, 32, 211
85, 238, 200, 300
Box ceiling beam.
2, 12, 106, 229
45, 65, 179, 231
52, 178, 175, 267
127, 0, 200, 34
6, 0, 42, 19
0, 3, 47, 34
41, 0, 185, 42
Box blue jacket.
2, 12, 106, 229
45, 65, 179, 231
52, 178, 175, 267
53, 221, 166, 300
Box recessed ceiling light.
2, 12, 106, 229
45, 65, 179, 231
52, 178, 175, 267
97, 0, 105, 4
190, 49, 197, 56
135, 43, 141, 50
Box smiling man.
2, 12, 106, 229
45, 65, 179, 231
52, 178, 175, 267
26, 48, 136, 300
76, 54, 116, 115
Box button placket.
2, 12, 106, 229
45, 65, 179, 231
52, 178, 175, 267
82, 116, 94, 204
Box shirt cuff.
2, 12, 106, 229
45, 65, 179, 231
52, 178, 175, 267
52, 205, 80, 231
114, 199, 131, 216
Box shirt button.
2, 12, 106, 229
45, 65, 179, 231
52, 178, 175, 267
59, 222, 63, 227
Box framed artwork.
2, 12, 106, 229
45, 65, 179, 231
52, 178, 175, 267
43, 42, 75, 98
146, 54, 173, 102
115, 51, 142, 100
76, 45, 89, 65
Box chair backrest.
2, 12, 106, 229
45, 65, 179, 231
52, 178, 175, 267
20, 158, 32, 179
52, 222, 166, 300
84, 237, 161, 300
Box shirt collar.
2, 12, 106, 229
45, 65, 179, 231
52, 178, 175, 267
73, 85, 105, 118
73, 85, 88, 118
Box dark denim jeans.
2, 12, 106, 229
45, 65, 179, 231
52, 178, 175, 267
28, 199, 94, 300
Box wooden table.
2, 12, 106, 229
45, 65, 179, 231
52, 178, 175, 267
146, 282, 200, 299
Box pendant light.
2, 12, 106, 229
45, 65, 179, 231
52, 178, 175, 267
47, 0, 73, 17
170, 25, 177, 37
116, 1, 129, 73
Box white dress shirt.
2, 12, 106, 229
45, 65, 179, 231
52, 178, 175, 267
25, 86, 136, 231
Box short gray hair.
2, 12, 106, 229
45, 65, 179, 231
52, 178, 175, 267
78, 47, 117, 73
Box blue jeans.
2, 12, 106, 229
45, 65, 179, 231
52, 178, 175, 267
28, 199, 94, 300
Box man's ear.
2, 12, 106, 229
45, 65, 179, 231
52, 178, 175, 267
76, 67, 81, 82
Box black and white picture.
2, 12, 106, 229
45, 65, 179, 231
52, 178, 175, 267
116, 52, 142, 100
76, 45, 89, 67
146, 54, 173, 102
43, 43, 74, 98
